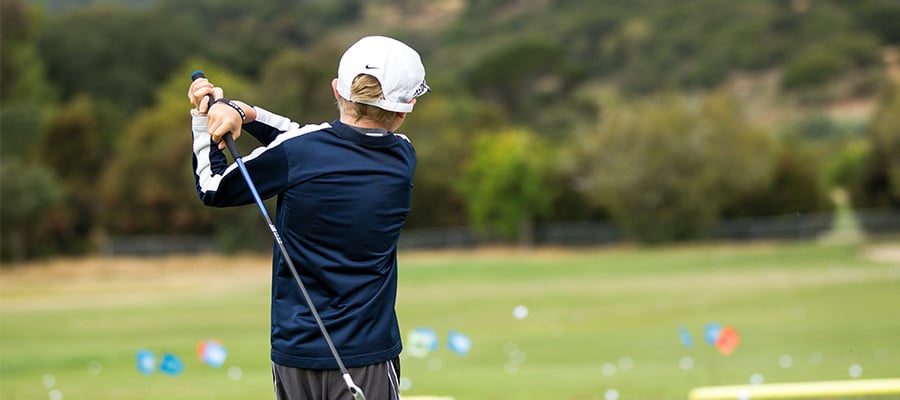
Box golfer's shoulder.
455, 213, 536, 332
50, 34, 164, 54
394, 133, 411, 143
298, 122, 334, 137
277, 122, 333, 144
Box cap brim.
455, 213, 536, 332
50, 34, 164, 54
354, 98, 415, 113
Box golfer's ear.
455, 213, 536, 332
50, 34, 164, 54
332, 79, 340, 100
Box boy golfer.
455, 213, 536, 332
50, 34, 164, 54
187, 36, 429, 400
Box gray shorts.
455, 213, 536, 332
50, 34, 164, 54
272, 358, 400, 400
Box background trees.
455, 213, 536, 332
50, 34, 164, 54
3, 0, 899, 260
0, 160, 61, 261
37, 6, 196, 112
568, 92, 776, 242
853, 81, 900, 209
461, 128, 554, 245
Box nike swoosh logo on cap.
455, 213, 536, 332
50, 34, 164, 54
365, 65, 380, 69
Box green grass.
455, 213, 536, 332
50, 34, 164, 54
1, 242, 899, 399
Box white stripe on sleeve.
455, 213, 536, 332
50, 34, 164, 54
254, 106, 301, 132
191, 115, 238, 194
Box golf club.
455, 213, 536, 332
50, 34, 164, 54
191, 70, 366, 400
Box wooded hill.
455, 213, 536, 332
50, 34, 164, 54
2, 0, 899, 259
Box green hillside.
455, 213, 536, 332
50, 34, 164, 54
3, 0, 900, 259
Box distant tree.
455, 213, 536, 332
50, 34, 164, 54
849, 0, 900, 44
30, 0, 158, 14
781, 36, 881, 91
852, 82, 900, 208
1, 0, 56, 105
399, 82, 508, 229
827, 139, 870, 192
0, 159, 62, 262
869, 84, 900, 199
724, 146, 831, 217
463, 40, 588, 136
99, 66, 270, 251
1, 0, 58, 159
156, 0, 361, 77
465, 41, 563, 108
99, 67, 244, 235
38, 6, 197, 111
33, 95, 115, 254
569, 92, 775, 243
255, 43, 345, 123
461, 128, 554, 245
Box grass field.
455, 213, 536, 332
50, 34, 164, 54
1, 241, 899, 399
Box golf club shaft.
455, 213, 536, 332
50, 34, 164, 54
191, 71, 365, 400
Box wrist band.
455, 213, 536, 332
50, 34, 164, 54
214, 98, 246, 121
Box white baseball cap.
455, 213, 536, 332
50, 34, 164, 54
336, 36, 429, 113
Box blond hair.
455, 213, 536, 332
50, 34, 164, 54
337, 74, 398, 125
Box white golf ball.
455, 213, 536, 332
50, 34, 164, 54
779, 354, 793, 369
228, 366, 243, 380
605, 388, 619, 400
849, 364, 863, 378
750, 373, 764, 385
601, 362, 617, 377
513, 305, 529, 320
679, 356, 694, 370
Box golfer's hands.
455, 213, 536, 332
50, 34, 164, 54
188, 78, 243, 150
188, 77, 218, 113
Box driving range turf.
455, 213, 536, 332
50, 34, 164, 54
1, 241, 898, 399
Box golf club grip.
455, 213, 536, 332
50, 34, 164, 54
190, 70, 242, 159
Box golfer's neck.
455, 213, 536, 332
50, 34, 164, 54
339, 116, 375, 128
340, 115, 401, 132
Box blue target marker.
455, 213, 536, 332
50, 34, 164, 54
136, 350, 155, 375
406, 327, 439, 358
198, 340, 228, 368
447, 331, 472, 356
678, 325, 694, 348
704, 322, 722, 345
159, 353, 184, 376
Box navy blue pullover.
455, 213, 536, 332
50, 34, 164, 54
191, 107, 415, 369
